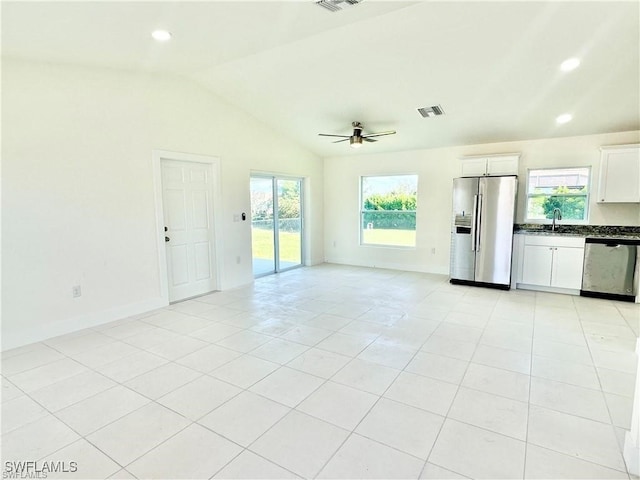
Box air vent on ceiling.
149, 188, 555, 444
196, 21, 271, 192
417, 105, 445, 118
316, 0, 364, 12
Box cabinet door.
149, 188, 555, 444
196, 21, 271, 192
461, 158, 488, 177
522, 245, 553, 286
598, 147, 640, 203
551, 247, 585, 290
487, 155, 519, 176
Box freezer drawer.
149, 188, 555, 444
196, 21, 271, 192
581, 238, 639, 301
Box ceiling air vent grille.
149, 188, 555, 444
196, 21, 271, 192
316, 0, 364, 12
417, 105, 445, 118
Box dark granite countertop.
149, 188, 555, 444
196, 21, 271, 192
514, 224, 640, 239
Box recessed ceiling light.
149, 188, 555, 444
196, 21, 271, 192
151, 30, 172, 42
556, 113, 573, 124
560, 57, 580, 72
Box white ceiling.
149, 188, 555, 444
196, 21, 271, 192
3, 1, 639, 157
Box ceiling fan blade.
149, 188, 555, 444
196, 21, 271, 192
361, 130, 396, 139
363, 137, 378, 143
332, 138, 350, 143
319, 133, 350, 138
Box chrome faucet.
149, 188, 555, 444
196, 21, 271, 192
551, 208, 562, 232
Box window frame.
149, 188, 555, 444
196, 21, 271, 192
359, 174, 419, 248
524, 166, 591, 224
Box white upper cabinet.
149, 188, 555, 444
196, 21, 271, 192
597, 144, 640, 203
487, 155, 520, 176
461, 158, 489, 176
461, 154, 520, 177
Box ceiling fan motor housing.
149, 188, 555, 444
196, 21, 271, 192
318, 121, 395, 147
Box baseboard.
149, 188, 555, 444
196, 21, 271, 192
623, 338, 640, 476
625, 430, 640, 476
324, 258, 449, 276
306, 257, 325, 267
1, 297, 168, 352
515, 284, 580, 296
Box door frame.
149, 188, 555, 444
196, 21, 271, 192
250, 173, 305, 277
152, 150, 223, 303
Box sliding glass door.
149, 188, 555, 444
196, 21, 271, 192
250, 175, 303, 277
276, 178, 302, 270
250, 177, 276, 276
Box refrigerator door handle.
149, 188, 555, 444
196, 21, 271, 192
471, 194, 478, 252
475, 194, 483, 252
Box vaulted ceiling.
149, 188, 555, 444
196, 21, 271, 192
3, 1, 639, 156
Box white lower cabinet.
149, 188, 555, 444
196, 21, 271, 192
552, 246, 586, 289
522, 245, 553, 286
518, 235, 585, 292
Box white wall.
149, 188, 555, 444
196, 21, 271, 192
2, 58, 323, 349
324, 131, 640, 274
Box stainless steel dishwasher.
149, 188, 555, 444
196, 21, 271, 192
581, 237, 640, 302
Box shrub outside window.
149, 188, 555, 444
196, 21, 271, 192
360, 175, 418, 247
526, 167, 590, 222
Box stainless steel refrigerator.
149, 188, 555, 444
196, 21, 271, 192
450, 176, 517, 289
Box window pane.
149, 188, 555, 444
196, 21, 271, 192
361, 212, 416, 246
541, 195, 588, 220
361, 175, 418, 247
526, 196, 546, 220
528, 168, 589, 192
526, 167, 589, 221
277, 179, 302, 268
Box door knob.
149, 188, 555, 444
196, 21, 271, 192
165, 236, 170, 242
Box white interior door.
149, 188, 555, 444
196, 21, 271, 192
162, 159, 217, 302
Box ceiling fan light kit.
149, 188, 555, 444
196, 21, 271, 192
319, 121, 396, 149
350, 136, 363, 148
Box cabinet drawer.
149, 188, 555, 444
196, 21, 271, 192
524, 235, 585, 248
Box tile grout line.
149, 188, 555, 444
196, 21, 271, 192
261, 296, 421, 478
197, 304, 395, 479
3, 268, 637, 479
572, 295, 633, 479
522, 290, 539, 480
10, 380, 134, 478
310, 304, 430, 479
417, 286, 506, 480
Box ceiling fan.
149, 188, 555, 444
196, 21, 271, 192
318, 121, 396, 148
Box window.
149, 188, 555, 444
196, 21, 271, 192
526, 167, 590, 222
360, 174, 418, 247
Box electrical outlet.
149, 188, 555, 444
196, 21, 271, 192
236, 256, 241, 264
431, 248, 436, 254
72, 285, 82, 298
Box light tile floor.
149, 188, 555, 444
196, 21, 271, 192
2, 264, 639, 479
